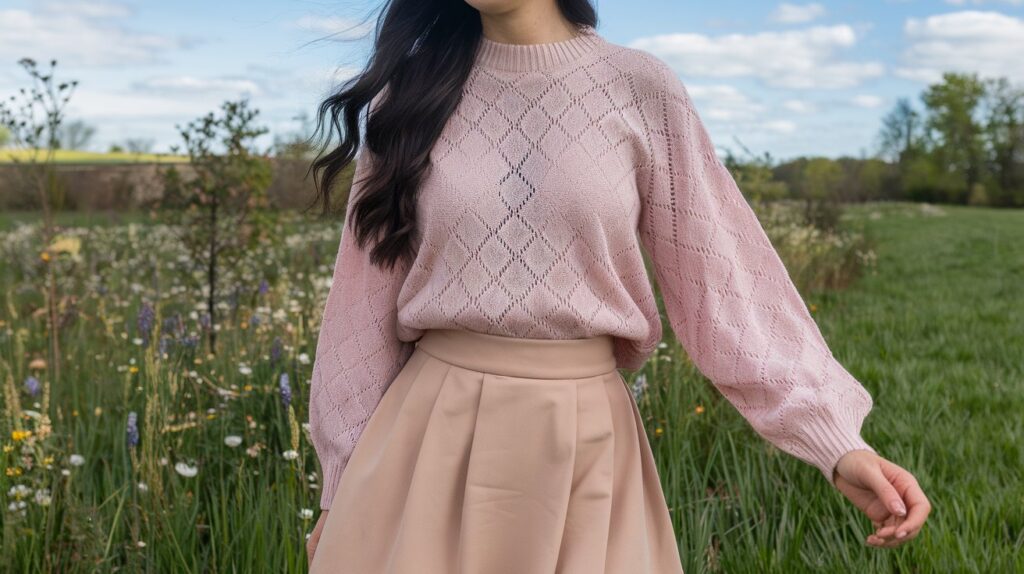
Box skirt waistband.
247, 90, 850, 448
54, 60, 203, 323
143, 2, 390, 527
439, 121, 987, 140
414, 328, 617, 379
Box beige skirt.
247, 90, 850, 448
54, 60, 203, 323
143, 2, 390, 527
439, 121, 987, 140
309, 328, 684, 574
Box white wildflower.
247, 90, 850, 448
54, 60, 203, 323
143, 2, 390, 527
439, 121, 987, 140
282, 449, 299, 461
224, 435, 243, 448
69, 454, 85, 466
174, 462, 198, 477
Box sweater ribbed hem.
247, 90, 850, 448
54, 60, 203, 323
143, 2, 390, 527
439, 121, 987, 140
319, 458, 348, 510
474, 23, 605, 72
800, 414, 877, 486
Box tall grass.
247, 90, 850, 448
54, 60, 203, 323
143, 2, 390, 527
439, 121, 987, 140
1, 201, 1020, 572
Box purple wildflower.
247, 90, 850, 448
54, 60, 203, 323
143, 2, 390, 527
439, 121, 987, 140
258, 278, 269, 296
279, 373, 292, 408
24, 376, 41, 397
126, 411, 139, 449
137, 301, 156, 347
269, 337, 283, 365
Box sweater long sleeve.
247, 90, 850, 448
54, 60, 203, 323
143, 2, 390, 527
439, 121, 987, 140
308, 140, 416, 510
635, 62, 877, 485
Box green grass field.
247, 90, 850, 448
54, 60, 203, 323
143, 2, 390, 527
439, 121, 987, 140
642, 201, 1023, 572
0, 201, 1021, 572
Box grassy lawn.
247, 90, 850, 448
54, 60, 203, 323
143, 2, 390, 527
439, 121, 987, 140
642, 201, 1023, 572
0, 201, 1020, 572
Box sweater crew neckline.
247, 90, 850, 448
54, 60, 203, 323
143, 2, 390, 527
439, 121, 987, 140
474, 23, 605, 72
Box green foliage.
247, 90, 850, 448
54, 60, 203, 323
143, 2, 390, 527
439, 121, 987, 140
876, 72, 1024, 206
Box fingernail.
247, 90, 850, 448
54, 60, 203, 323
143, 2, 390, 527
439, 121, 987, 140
895, 501, 907, 516
896, 530, 906, 538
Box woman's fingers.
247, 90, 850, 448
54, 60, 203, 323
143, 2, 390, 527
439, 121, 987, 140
893, 476, 931, 539
856, 460, 907, 519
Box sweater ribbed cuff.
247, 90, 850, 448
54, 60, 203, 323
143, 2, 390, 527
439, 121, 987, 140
799, 414, 877, 487
319, 458, 348, 510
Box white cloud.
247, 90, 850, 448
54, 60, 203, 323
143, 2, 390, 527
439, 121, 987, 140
771, 3, 827, 24
686, 84, 767, 121
629, 26, 884, 89
0, 1, 195, 68
896, 11, 1024, 83
783, 99, 818, 113
851, 94, 884, 108
132, 76, 264, 97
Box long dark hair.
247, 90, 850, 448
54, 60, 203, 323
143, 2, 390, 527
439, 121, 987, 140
306, 0, 598, 271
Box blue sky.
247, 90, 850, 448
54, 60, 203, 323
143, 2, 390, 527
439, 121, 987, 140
1, 1, 1022, 161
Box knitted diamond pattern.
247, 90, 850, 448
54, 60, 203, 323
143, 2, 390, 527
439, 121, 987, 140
309, 31, 876, 510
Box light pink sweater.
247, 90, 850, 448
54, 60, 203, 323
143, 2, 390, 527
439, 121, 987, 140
309, 23, 876, 510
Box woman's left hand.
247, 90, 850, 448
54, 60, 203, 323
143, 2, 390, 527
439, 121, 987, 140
832, 449, 931, 548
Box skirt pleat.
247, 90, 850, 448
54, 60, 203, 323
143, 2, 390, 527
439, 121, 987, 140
309, 329, 684, 574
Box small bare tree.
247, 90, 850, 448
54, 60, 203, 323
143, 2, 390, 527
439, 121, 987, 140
157, 98, 273, 352
0, 58, 79, 388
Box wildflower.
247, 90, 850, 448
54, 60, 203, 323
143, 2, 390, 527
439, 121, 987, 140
11, 430, 32, 442
126, 411, 139, 449
23, 376, 41, 397
238, 364, 252, 376
137, 301, 156, 348
299, 508, 314, 520
174, 462, 198, 477
138, 482, 149, 492
279, 373, 292, 408
8, 500, 27, 513
5, 467, 23, 477
307, 472, 318, 482
246, 444, 262, 457
695, 405, 705, 414
224, 435, 243, 448
654, 427, 664, 437
631, 373, 648, 402
69, 454, 85, 466
269, 336, 283, 365
809, 303, 818, 313
28, 358, 47, 370
33, 488, 52, 506
8, 484, 31, 499
282, 450, 299, 461
60, 469, 70, 476
297, 353, 310, 365
137, 541, 147, 548
258, 278, 269, 296
129, 366, 139, 374
48, 235, 82, 258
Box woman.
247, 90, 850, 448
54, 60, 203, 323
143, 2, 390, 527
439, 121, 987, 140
304, 1, 931, 571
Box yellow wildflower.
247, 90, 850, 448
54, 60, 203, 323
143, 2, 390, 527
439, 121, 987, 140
11, 430, 32, 441
5, 467, 23, 476
129, 366, 139, 374
654, 427, 664, 437
809, 303, 818, 313
40, 251, 50, 262
243, 384, 253, 392
695, 405, 705, 414
48, 236, 82, 259
2, 445, 13, 453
